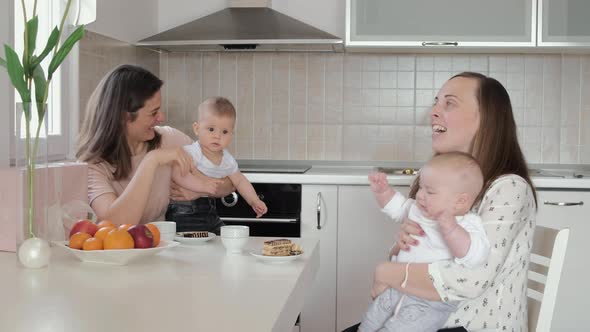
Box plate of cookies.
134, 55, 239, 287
174, 231, 216, 244
250, 239, 304, 264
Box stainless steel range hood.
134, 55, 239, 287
136, 4, 343, 52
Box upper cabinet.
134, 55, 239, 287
346, 0, 536, 48
539, 0, 590, 46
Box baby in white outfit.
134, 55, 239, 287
172, 97, 267, 219
359, 152, 490, 332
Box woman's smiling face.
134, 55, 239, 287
431, 77, 481, 154
126, 90, 164, 145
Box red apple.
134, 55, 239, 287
127, 225, 154, 249
69, 220, 99, 238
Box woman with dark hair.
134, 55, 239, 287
345, 72, 537, 331
77, 64, 233, 226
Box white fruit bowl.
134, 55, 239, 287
53, 240, 178, 265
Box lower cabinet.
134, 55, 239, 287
300, 185, 338, 332
535, 189, 590, 331
336, 185, 409, 331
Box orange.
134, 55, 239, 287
94, 226, 115, 241
96, 220, 115, 229
103, 228, 134, 250
82, 237, 103, 251
69, 232, 92, 250
145, 224, 161, 247
118, 224, 133, 231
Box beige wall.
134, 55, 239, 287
78, 32, 590, 164
86, 0, 159, 43
78, 31, 160, 128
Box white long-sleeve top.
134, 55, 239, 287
383, 192, 490, 269
427, 175, 536, 331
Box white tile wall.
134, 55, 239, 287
79, 32, 590, 164
157, 51, 590, 163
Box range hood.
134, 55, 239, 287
136, 4, 343, 52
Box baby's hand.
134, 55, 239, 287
368, 172, 390, 194
203, 178, 224, 195
252, 200, 268, 218
433, 210, 458, 235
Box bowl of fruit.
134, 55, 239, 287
54, 220, 179, 265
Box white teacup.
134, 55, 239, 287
220, 226, 249, 255
220, 225, 249, 238
148, 221, 176, 241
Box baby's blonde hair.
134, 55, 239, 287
198, 96, 236, 120
426, 152, 484, 208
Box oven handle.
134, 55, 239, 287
220, 217, 298, 223
317, 192, 322, 230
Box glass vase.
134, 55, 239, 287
14, 102, 51, 268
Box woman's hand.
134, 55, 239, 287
371, 281, 389, 300
149, 147, 195, 176
396, 217, 425, 251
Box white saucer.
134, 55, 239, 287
174, 232, 216, 244
250, 251, 303, 264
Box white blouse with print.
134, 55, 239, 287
428, 175, 536, 332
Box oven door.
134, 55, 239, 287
214, 183, 301, 237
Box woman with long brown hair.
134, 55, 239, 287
346, 72, 537, 331
77, 64, 232, 226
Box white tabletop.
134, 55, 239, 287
0, 237, 319, 332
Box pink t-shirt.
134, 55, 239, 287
87, 126, 192, 224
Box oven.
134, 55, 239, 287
214, 183, 302, 237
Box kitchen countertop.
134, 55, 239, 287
242, 164, 590, 189
0, 237, 319, 332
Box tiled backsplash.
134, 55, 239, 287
80, 32, 590, 164
160, 52, 590, 164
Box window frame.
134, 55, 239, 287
10, 0, 77, 165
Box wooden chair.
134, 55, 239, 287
527, 226, 570, 332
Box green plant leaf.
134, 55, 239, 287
31, 27, 59, 68
0, 56, 6, 68
32, 65, 47, 120
48, 25, 85, 80
4, 45, 31, 103
25, 16, 39, 61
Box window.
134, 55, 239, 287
12, 0, 71, 163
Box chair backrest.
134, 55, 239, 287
527, 226, 570, 332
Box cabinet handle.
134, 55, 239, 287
316, 192, 322, 230
543, 200, 584, 206
421, 41, 459, 46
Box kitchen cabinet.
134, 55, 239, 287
534, 189, 590, 331
336, 185, 409, 331
300, 185, 338, 332
346, 0, 536, 48
538, 0, 590, 46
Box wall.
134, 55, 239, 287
86, 0, 158, 43
157, 0, 226, 33
78, 31, 160, 127
0, 0, 13, 167
159, 52, 590, 164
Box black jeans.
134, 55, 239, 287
341, 323, 467, 332
165, 197, 225, 235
